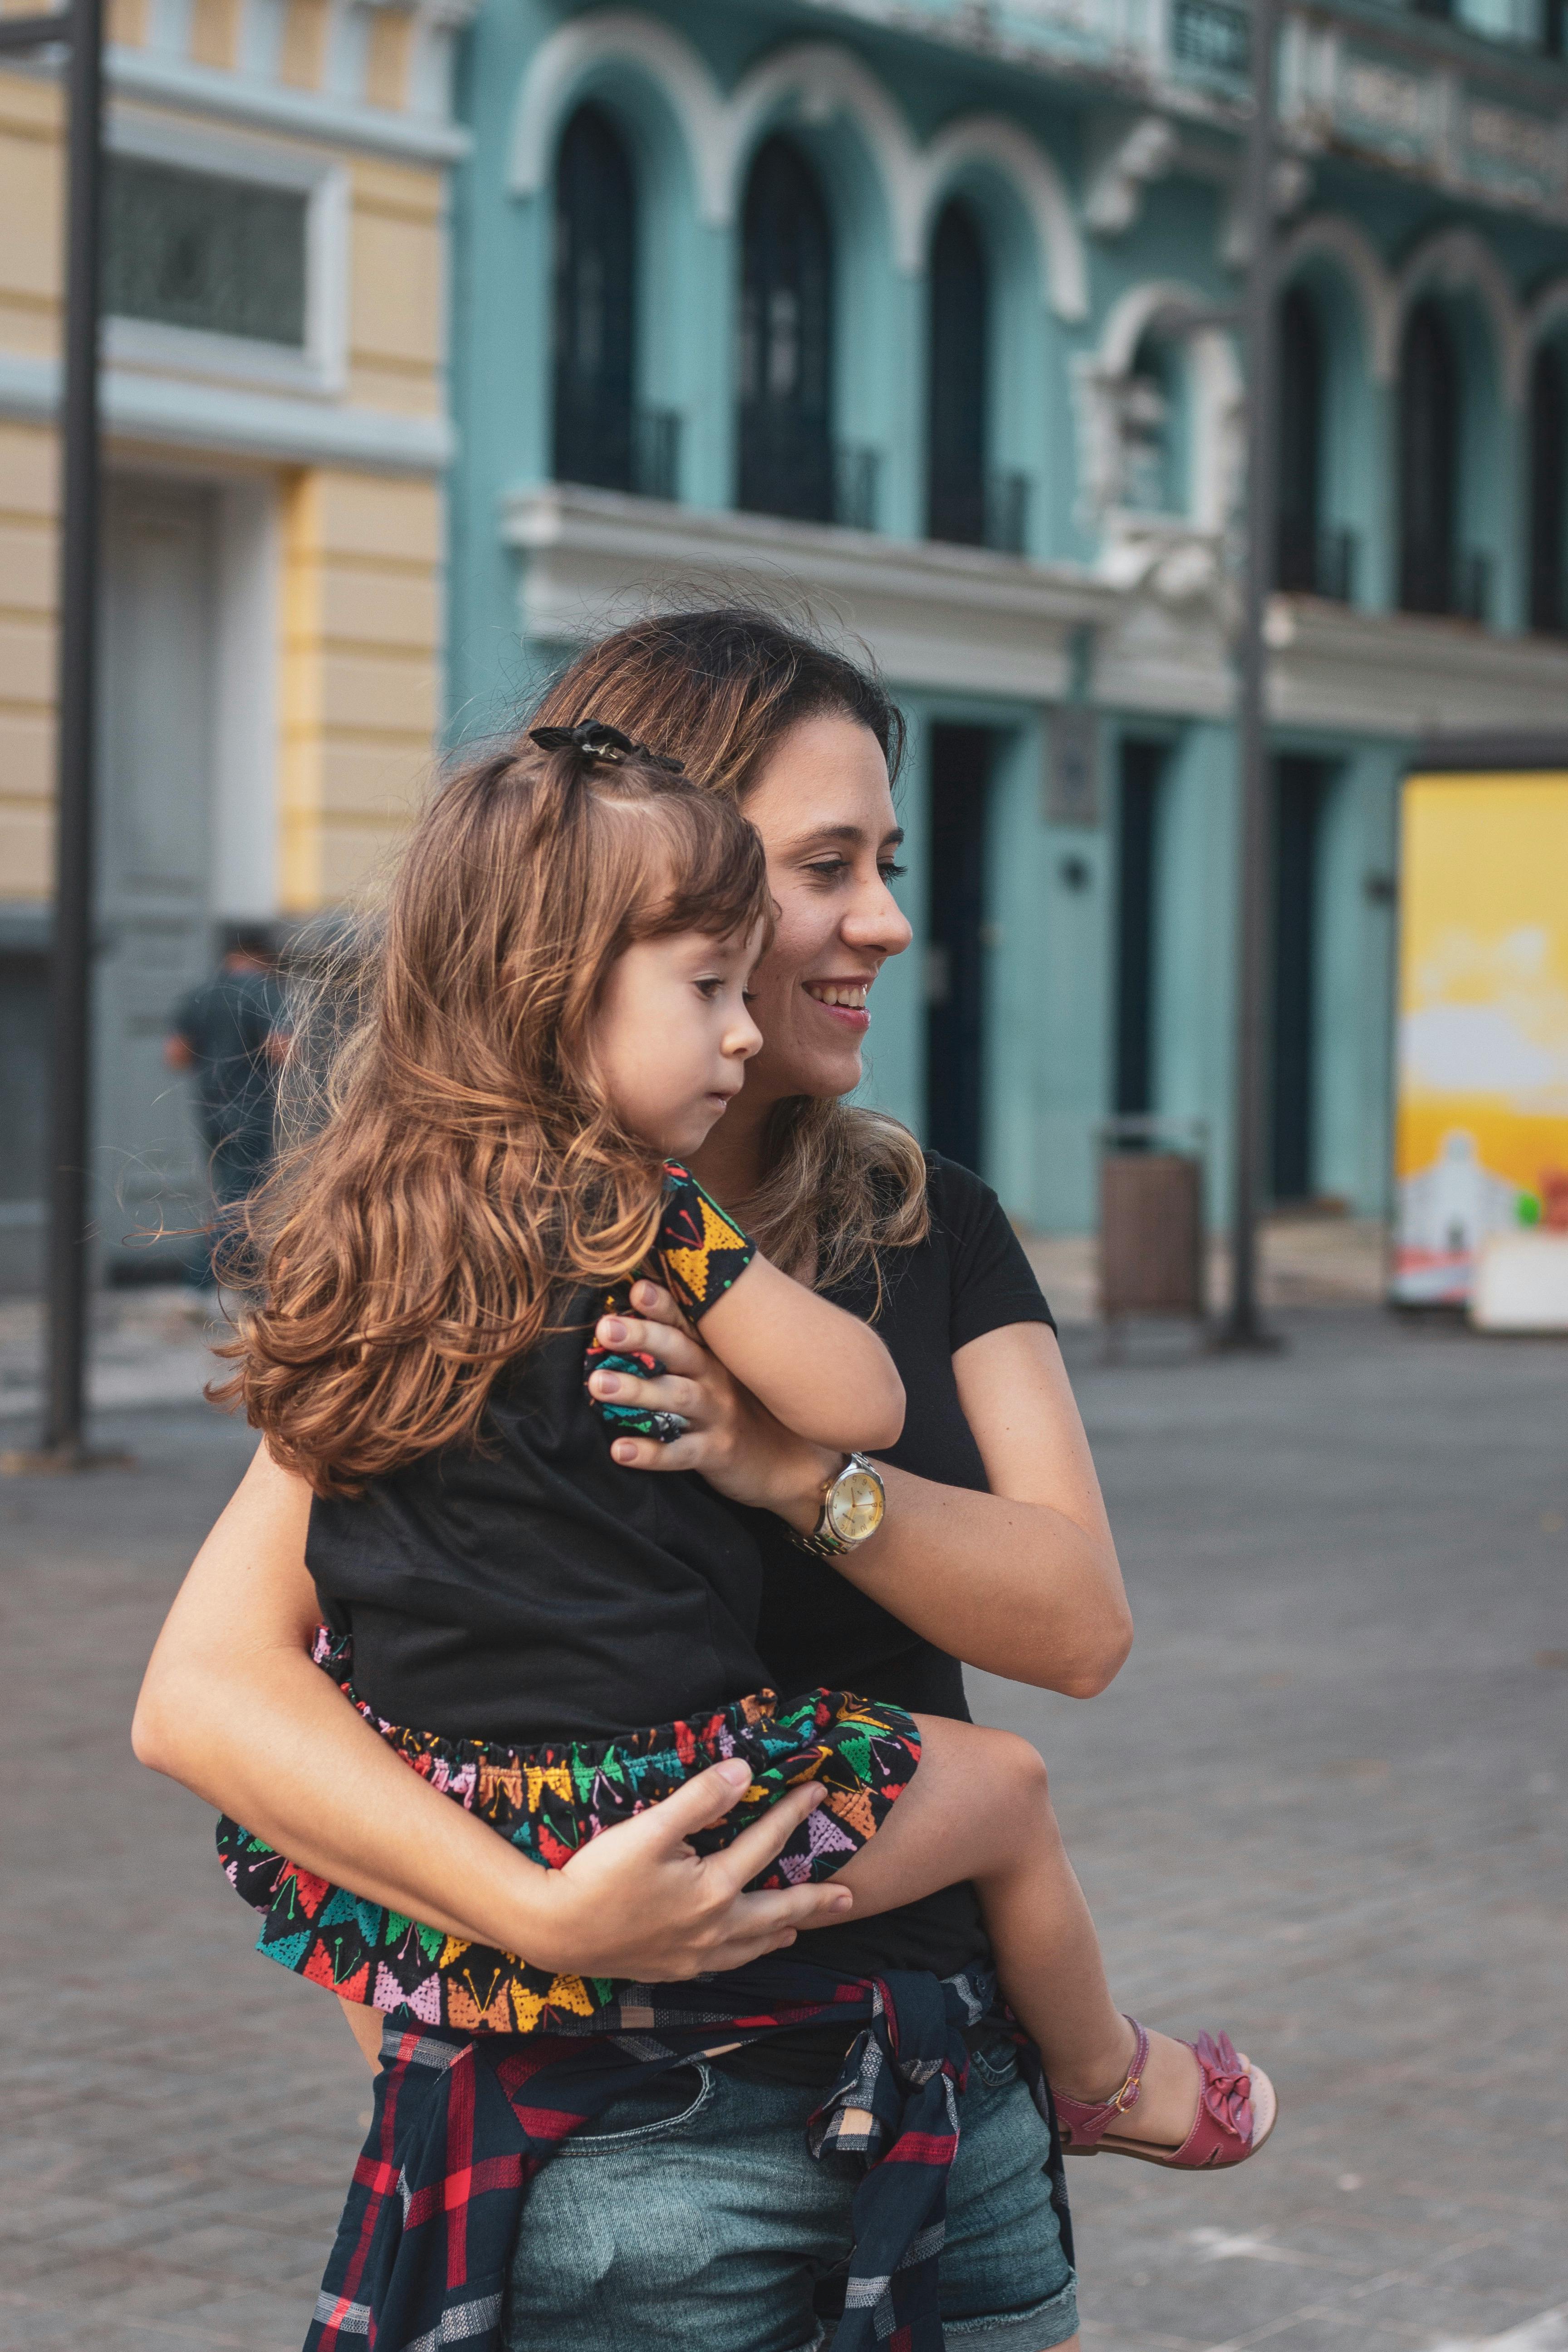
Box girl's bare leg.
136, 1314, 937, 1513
339, 1994, 384, 2072
829, 1715, 1202, 2146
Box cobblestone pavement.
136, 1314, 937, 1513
2, 1305, 1564, 2352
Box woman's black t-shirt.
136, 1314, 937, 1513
732, 1152, 1057, 2059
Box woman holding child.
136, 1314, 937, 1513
136, 608, 1273, 2352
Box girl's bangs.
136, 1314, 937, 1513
629, 795, 773, 946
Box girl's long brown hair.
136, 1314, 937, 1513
530, 607, 929, 1290
222, 737, 771, 1493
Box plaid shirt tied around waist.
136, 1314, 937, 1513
309, 1960, 1071, 2352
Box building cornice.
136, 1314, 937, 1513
4, 44, 472, 163
1269, 596, 1568, 736
0, 350, 454, 473
503, 490, 1568, 734
783, 0, 1568, 225
501, 484, 1119, 697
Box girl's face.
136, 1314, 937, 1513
592, 920, 765, 1158
737, 715, 913, 1108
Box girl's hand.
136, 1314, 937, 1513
526, 1759, 853, 1979
588, 1281, 837, 1535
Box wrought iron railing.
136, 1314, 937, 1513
1277, 522, 1357, 601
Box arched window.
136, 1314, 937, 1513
1528, 342, 1566, 633
738, 136, 833, 524
1123, 333, 1184, 514
552, 104, 636, 494
926, 199, 988, 546
1398, 299, 1457, 616
1276, 284, 1323, 593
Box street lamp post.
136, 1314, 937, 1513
0, 0, 108, 1466
1217, 0, 1284, 1351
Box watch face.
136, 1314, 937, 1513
826, 1466, 884, 1544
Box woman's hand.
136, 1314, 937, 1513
525, 1763, 851, 1979
588, 1282, 837, 1535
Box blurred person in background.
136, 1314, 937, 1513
165, 927, 288, 1289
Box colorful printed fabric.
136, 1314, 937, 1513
217, 1627, 920, 2035
583, 1158, 754, 1443
303, 1960, 1073, 2352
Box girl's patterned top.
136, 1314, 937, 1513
583, 1159, 754, 1444
218, 1627, 920, 2036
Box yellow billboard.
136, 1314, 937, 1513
1393, 769, 1568, 1304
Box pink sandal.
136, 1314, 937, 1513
1053, 2018, 1277, 2169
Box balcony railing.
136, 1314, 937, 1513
928, 470, 1031, 556
1277, 523, 1357, 602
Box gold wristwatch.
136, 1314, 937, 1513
789, 1452, 887, 1559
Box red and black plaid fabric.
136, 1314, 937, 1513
306, 1961, 1072, 2352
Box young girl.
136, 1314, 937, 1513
219, 720, 1274, 2179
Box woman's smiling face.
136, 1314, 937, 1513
737, 712, 913, 1108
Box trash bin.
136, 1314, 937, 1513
1096, 1117, 1207, 1337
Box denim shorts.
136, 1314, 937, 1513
502, 2035, 1078, 2352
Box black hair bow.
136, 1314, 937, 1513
529, 719, 683, 774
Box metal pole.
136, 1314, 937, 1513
42, 0, 105, 1457
1217, 0, 1283, 1352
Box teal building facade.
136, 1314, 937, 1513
443, 0, 1568, 1233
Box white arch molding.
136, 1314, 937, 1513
721, 43, 916, 262
918, 114, 1086, 320
1396, 226, 1527, 407
508, 12, 730, 222
506, 12, 1088, 321
1276, 213, 1397, 382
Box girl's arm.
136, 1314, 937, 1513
695, 1251, 905, 1452
589, 1288, 1131, 1697
132, 1443, 856, 1975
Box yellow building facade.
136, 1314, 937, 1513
0, 0, 469, 1281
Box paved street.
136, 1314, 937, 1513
2, 1304, 1564, 2352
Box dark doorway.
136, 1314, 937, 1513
1276, 283, 1322, 593
1529, 343, 1566, 633
1398, 299, 1457, 616
925, 725, 995, 1171
552, 104, 637, 493
926, 199, 988, 546
1270, 756, 1328, 1203
738, 136, 834, 524
1114, 740, 1164, 1118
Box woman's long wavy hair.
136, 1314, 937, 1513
529, 607, 928, 1290
220, 736, 773, 1493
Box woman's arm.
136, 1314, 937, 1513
830, 1322, 1131, 1696
589, 1291, 1132, 1698
132, 1444, 853, 1976
694, 1253, 904, 1452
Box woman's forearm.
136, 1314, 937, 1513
824, 1464, 1128, 1695
781, 1322, 1131, 1696
137, 1620, 556, 1951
